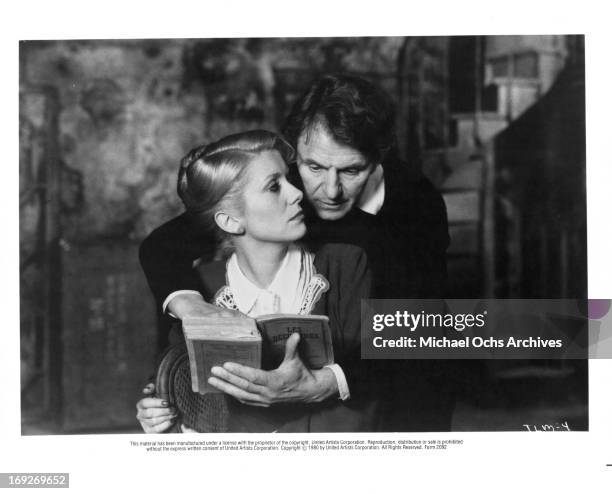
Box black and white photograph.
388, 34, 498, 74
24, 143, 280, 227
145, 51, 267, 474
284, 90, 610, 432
3, 1, 612, 492
19, 34, 588, 434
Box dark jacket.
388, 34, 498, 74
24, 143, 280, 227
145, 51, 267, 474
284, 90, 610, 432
139, 162, 449, 336
176, 243, 394, 432
140, 163, 454, 431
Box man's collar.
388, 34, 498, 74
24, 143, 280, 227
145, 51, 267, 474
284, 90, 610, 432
357, 164, 385, 215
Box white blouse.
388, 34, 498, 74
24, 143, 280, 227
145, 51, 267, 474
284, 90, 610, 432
166, 244, 350, 403
220, 244, 327, 317
218, 244, 349, 401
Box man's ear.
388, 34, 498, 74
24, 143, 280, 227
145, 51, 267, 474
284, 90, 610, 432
214, 211, 244, 235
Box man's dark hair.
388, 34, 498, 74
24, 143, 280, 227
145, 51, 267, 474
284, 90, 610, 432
282, 73, 397, 165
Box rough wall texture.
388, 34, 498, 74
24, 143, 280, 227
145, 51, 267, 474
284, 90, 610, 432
19, 37, 581, 431
20, 38, 404, 243
19, 38, 405, 429
22, 40, 204, 240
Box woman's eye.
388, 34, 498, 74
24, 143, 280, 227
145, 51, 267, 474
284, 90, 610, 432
268, 181, 280, 192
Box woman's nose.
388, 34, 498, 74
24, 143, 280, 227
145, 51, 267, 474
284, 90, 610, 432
287, 182, 303, 204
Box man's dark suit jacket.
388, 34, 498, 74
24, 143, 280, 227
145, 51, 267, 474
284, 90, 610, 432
140, 160, 449, 313
302, 160, 449, 300
139, 159, 455, 431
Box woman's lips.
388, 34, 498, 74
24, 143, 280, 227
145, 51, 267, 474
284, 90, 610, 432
289, 210, 304, 221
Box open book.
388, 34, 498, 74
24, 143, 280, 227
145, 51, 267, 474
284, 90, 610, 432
182, 314, 335, 394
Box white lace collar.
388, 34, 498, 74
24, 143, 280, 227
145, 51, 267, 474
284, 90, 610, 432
215, 244, 329, 316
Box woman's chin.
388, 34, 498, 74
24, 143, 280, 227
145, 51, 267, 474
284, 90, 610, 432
279, 225, 307, 243
292, 223, 307, 241
247, 223, 307, 244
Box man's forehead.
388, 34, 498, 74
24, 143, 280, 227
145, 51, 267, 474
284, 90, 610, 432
296, 125, 369, 168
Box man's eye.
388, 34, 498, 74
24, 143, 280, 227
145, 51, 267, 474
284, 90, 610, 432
342, 168, 360, 176
308, 164, 323, 173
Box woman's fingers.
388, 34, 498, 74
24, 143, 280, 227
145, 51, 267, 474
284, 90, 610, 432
136, 397, 176, 426
136, 390, 178, 433
141, 413, 175, 426
137, 406, 177, 433
144, 419, 174, 434
138, 408, 176, 421
142, 383, 155, 394
136, 397, 169, 411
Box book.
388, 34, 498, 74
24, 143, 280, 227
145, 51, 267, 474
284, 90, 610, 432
182, 314, 334, 394
256, 314, 334, 370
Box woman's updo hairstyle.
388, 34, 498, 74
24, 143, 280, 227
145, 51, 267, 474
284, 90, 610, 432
177, 130, 295, 235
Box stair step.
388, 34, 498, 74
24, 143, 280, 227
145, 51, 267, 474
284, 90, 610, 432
443, 190, 481, 223
448, 224, 480, 255
453, 112, 508, 145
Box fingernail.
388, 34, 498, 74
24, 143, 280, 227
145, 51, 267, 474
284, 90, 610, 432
161, 400, 168, 406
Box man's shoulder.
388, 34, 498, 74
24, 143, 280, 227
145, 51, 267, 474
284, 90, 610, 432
139, 213, 187, 262
142, 212, 192, 243
384, 161, 442, 201
193, 258, 227, 300
139, 212, 217, 262
381, 162, 447, 221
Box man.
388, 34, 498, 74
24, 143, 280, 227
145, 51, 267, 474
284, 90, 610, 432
284, 74, 448, 300
141, 74, 448, 324
137, 74, 454, 432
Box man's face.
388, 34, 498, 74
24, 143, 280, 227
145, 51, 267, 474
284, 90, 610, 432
296, 126, 375, 221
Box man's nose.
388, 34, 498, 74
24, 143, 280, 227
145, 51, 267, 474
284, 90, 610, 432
324, 170, 342, 200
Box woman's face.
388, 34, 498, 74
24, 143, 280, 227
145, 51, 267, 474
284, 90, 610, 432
236, 150, 306, 244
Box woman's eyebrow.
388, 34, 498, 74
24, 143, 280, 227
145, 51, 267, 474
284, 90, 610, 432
262, 172, 282, 184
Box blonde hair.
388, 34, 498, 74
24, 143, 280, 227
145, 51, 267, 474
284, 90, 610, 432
177, 130, 295, 248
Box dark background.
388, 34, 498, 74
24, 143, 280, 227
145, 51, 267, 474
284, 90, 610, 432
19, 35, 587, 433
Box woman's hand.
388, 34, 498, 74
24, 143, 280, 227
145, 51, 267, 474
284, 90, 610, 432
135, 383, 177, 433
207, 333, 338, 407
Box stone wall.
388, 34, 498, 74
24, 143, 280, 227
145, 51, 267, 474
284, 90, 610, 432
19, 38, 406, 429
20, 38, 404, 243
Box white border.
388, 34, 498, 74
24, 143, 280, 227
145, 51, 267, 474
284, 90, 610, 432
2, 1, 611, 492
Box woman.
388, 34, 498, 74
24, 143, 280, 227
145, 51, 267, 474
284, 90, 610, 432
137, 130, 384, 432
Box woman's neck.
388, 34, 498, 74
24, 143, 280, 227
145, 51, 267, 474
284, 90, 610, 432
233, 239, 290, 288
